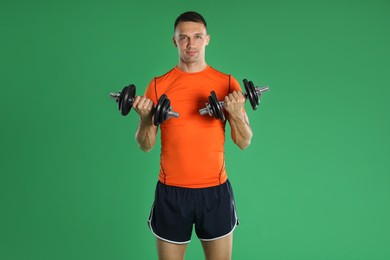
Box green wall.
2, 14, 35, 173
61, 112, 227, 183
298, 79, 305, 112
1, 0, 389, 259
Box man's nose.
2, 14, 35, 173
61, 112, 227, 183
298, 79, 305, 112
186, 37, 194, 47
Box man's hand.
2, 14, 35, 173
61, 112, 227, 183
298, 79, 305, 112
223, 91, 246, 119
133, 96, 154, 122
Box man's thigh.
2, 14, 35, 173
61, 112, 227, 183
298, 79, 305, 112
156, 238, 188, 260
201, 233, 233, 260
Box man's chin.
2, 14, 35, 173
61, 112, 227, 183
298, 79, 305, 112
184, 56, 199, 63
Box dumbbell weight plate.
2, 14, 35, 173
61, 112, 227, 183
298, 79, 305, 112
161, 98, 170, 124
119, 87, 128, 115
156, 98, 168, 125
153, 94, 169, 126
214, 91, 225, 121
248, 80, 260, 110
243, 79, 257, 110
209, 91, 225, 121
209, 92, 220, 120
119, 84, 136, 116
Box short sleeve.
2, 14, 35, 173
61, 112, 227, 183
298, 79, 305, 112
230, 76, 242, 92
144, 78, 158, 105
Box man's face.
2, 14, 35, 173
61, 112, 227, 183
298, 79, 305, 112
173, 21, 210, 64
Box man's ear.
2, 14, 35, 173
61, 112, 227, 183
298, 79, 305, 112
172, 37, 177, 47
206, 34, 210, 46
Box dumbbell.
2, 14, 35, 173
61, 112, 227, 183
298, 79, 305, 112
199, 79, 269, 121
109, 84, 179, 126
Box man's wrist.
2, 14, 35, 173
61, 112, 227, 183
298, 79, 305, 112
139, 116, 154, 127
228, 112, 246, 123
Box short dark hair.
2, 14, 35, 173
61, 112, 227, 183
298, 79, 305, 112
174, 11, 207, 31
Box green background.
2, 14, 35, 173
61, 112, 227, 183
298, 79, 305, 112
1, 0, 389, 259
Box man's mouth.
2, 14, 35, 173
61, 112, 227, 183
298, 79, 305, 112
186, 50, 198, 56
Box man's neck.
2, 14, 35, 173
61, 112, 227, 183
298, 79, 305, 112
177, 61, 208, 73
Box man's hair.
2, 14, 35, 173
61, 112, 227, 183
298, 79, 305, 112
174, 11, 207, 31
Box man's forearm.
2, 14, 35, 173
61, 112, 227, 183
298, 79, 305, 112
135, 118, 157, 152
228, 113, 253, 150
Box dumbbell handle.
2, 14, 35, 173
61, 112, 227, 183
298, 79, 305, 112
109, 92, 120, 98
166, 110, 179, 118
252, 86, 269, 96
199, 86, 269, 115
109, 92, 134, 102
199, 104, 218, 116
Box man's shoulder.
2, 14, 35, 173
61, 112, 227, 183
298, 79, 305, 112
208, 66, 231, 77
207, 66, 239, 83
154, 67, 177, 81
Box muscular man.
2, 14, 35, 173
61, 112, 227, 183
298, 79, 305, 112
133, 11, 252, 260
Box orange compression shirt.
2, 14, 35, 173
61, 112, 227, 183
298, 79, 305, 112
145, 66, 242, 188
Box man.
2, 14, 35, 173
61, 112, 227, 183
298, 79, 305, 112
132, 11, 252, 260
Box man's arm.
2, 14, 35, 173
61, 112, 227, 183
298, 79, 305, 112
224, 91, 253, 150
133, 96, 158, 152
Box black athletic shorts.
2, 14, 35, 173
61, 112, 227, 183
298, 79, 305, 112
147, 179, 239, 244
